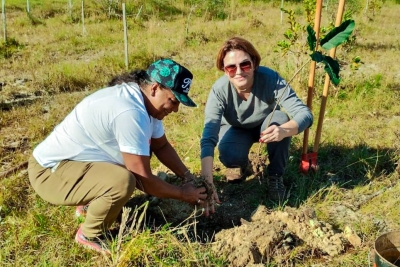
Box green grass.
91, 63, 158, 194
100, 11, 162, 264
1, 0, 400, 266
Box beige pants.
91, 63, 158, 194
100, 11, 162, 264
28, 155, 136, 238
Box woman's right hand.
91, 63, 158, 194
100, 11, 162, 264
200, 179, 221, 217
200, 156, 221, 216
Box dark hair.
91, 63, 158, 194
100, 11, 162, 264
215, 37, 261, 71
108, 69, 152, 87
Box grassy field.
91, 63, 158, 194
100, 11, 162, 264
1, 0, 400, 266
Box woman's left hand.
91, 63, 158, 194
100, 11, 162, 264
259, 125, 286, 143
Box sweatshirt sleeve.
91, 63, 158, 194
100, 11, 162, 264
200, 85, 225, 159
274, 75, 313, 133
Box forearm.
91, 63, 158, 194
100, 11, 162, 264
135, 173, 183, 199
261, 119, 299, 143
201, 156, 214, 182
121, 150, 203, 204
279, 120, 299, 137
279, 88, 313, 133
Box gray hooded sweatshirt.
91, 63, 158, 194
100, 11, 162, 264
200, 66, 313, 159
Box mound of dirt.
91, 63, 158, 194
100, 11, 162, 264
212, 205, 355, 266
124, 171, 361, 266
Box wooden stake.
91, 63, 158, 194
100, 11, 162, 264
313, 0, 346, 153
301, 0, 323, 155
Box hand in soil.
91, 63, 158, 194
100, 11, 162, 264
201, 194, 221, 217
182, 171, 196, 184
185, 176, 221, 216
199, 178, 220, 217
181, 182, 207, 205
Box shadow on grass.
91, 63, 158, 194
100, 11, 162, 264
355, 42, 399, 51
121, 142, 398, 243
2, 142, 394, 245
287, 142, 398, 206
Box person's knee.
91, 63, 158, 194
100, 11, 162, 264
218, 144, 248, 167
266, 110, 290, 127
267, 136, 292, 152
110, 168, 136, 200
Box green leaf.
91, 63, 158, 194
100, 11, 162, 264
307, 25, 317, 51
280, 7, 290, 14
352, 56, 361, 63
310, 51, 324, 63
323, 56, 340, 85
284, 29, 294, 39
310, 52, 341, 85
320, 20, 355, 50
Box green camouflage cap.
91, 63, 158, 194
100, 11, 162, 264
147, 59, 196, 107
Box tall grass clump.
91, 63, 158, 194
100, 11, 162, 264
0, 38, 24, 59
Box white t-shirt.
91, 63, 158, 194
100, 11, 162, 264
33, 82, 164, 168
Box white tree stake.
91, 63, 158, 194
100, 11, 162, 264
81, 0, 86, 35
68, 0, 72, 19
123, 3, 128, 70
1, 0, 6, 42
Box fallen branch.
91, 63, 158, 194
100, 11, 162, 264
0, 160, 28, 179
0, 95, 43, 111
353, 189, 386, 209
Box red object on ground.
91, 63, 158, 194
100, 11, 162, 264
300, 152, 318, 174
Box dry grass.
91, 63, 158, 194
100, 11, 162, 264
1, 0, 400, 266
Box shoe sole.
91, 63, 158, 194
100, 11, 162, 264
75, 227, 111, 255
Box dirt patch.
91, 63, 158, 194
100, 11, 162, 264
125, 173, 267, 238
211, 206, 355, 266
123, 167, 361, 267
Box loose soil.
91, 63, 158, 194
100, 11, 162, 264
123, 164, 362, 267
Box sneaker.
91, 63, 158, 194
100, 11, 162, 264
75, 225, 111, 255
225, 161, 253, 184
268, 176, 286, 201
75, 205, 89, 218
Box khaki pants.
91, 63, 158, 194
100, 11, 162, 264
28, 155, 136, 238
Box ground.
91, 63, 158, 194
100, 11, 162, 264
122, 163, 364, 267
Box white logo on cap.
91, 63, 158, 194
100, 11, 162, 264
181, 78, 192, 93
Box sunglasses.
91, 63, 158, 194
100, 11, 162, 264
224, 60, 252, 76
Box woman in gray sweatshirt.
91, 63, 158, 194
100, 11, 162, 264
200, 37, 313, 215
